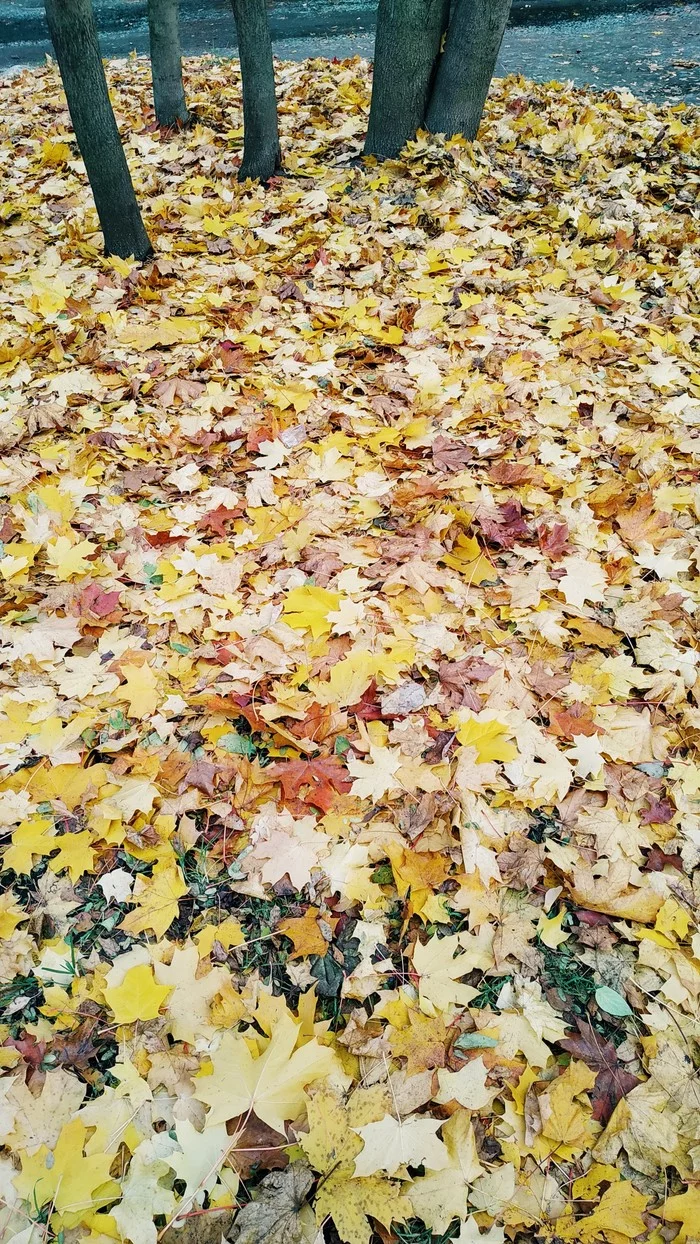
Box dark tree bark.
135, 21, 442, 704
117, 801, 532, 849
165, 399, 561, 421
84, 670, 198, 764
147, 0, 189, 127
44, 0, 152, 261
364, 0, 449, 159
426, 0, 512, 139
230, 0, 281, 181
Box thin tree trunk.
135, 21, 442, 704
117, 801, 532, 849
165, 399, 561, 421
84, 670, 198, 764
44, 0, 152, 261
147, 0, 188, 127
426, 0, 512, 140
364, 0, 449, 159
230, 0, 281, 181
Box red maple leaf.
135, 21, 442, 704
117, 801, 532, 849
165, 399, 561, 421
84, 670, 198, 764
144, 531, 187, 548
642, 845, 683, 872
550, 702, 598, 738
559, 1019, 639, 1123
640, 799, 675, 825
4, 1030, 46, 1071
488, 462, 532, 485
478, 499, 530, 549
431, 435, 473, 473
267, 756, 351, 813
539, 521, 571, 560
79, 583, 122, 618
184, 760, 220, 797
350, 680, 383, 721
197, 506, 242, 537
218, 344, 252, 375
247, 424, 278, 453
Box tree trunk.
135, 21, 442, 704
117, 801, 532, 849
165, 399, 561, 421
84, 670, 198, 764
147, 0, 188, 127
364, 0, 449, 159
426, 0, 512, 140
230, 0, 281, 181
44, 0, 152, 261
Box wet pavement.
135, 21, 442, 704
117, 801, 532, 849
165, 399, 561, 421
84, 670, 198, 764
1, 0, 698, 103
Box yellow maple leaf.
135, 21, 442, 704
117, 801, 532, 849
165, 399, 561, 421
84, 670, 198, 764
352, 1113, 448, 1177
34, 484, 76, 520
13, 1116, 117, 1223
153, 941, 228, 1044
3, 816, 56, 875
41, 138, 72, 165
301, 1085, 412, 1244
194, 1010, 338, 1133
454, 714, 517, 763
0, 541, 39, 580
195, 917, 245, 957
120, 860, 187, 939
45, 536, 96, 580
660, 1185, 700, 1243
409, 1111, 484, 1233
202, 213, 232, 236
0, 890, 28, 938
120, 662, 160, 718
558, 1179, 649, 1241
537, 907, 571, 949
118, 317, 208, 350
25, 762, 108, 810
412, 933, 478, 1016
283, 585, 341, 638
312, 649, 381, 707
2, 1065, 86, 1154
103, 963, 172, 1024
347, 744, 401, 800
569, 862, 664, 924
278, 906, 334, 958
440, 534, 493, 582
387, 844, 450, 920
539, 1059, 596, 1157
389, 1009, 447, 1076
655, 897, 692, 942
48, 831, 95, 882
435, 1057, 494, 1110
571, 1163, 620, 1200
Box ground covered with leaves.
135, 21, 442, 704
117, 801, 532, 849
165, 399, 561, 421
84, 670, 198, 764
1, 52, 700, 1244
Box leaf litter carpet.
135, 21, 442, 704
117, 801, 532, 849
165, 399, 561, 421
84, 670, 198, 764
1, 54, 700, 1244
